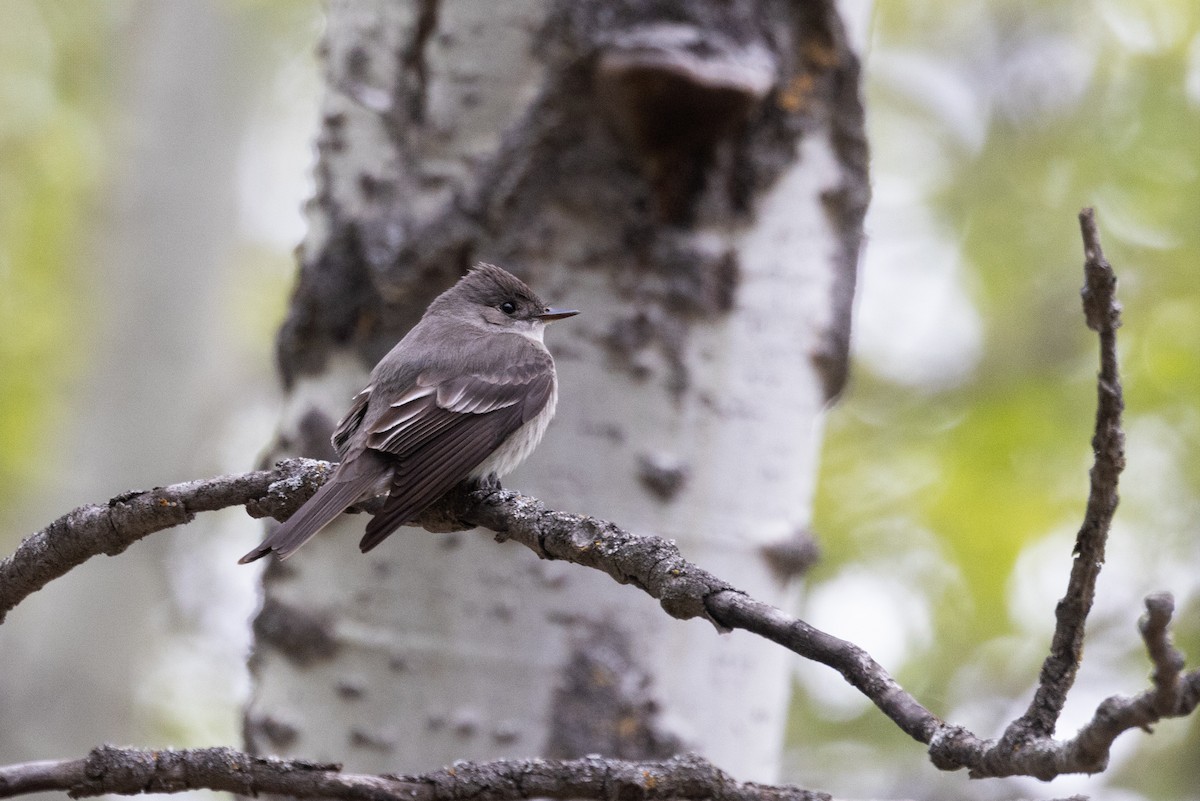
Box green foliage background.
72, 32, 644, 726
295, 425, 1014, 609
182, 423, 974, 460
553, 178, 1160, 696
801, 1, 1200, 797
0, 0, 309, 536
0, 0, 115, 511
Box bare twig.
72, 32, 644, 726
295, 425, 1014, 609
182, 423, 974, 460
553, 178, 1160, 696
1001, 207, 1126, 743
1139, 592, 1186, 715
0, 747, 828, 801
926, 209, 1196, 780
0, 458, 330, 624
930, 593, 1200, 779
4, 449, 1197, 780
1062, 595, 1200, 773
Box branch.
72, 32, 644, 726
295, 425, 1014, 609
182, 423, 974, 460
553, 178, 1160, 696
930, 594, 1200, 779
961, 206, 1120, 760
1002, 206, 1126, 743
0, 458, 330, 624
925, 208, 1186, 779
437, 486, 943, 744
1066, 594, 1200, 762
0, 747, 829, 801
0, 454, 943, 744
2, 210, 1195, 782
2, 455, 1192, 782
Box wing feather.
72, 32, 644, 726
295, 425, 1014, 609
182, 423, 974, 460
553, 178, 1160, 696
357, 353, 555, 551
331, 386, 371, 457
358, 403, 525, 551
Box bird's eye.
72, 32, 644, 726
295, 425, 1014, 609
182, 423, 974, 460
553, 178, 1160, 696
499, 301, 517, 315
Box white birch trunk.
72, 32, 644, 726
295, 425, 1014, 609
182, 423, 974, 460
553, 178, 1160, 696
245, 0, 868, 783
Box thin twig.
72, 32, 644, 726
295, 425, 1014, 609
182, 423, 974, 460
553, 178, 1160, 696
1062, 594, 1200, 773
1139, 592, 1186, 715
931, 592, 1200, 779
1001, 207, 1126, 746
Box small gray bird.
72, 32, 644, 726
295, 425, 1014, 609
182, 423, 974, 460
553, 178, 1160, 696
240, 263, 577, 563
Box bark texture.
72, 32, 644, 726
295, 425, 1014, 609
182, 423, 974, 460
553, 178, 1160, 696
246, 0, 868, 781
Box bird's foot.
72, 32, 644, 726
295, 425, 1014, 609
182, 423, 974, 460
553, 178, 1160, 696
415, 476, 503, 533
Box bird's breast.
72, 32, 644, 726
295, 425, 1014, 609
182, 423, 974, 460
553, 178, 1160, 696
468, 381, 558, 479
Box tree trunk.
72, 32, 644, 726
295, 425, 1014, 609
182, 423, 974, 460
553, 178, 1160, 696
244, 0, 867, 782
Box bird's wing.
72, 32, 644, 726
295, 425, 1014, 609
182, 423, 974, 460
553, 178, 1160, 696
357, 348, 555, 552
331, 386, 371, 457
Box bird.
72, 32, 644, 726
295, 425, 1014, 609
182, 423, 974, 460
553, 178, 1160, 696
239, 263, 578, 563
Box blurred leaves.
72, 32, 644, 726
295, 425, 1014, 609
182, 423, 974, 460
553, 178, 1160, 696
805, 0, 1200, 797
0, 1, 315, 536
0, 1, 125, 525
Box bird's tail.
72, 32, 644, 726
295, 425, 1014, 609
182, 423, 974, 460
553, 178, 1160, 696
238, 460, 384, 564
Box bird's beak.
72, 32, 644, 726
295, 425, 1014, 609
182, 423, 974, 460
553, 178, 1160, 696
537, 307, 579, 321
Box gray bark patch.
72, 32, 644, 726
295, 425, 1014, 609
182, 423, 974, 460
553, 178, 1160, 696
546, 620, 683, 759
250, 596, 340, 667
